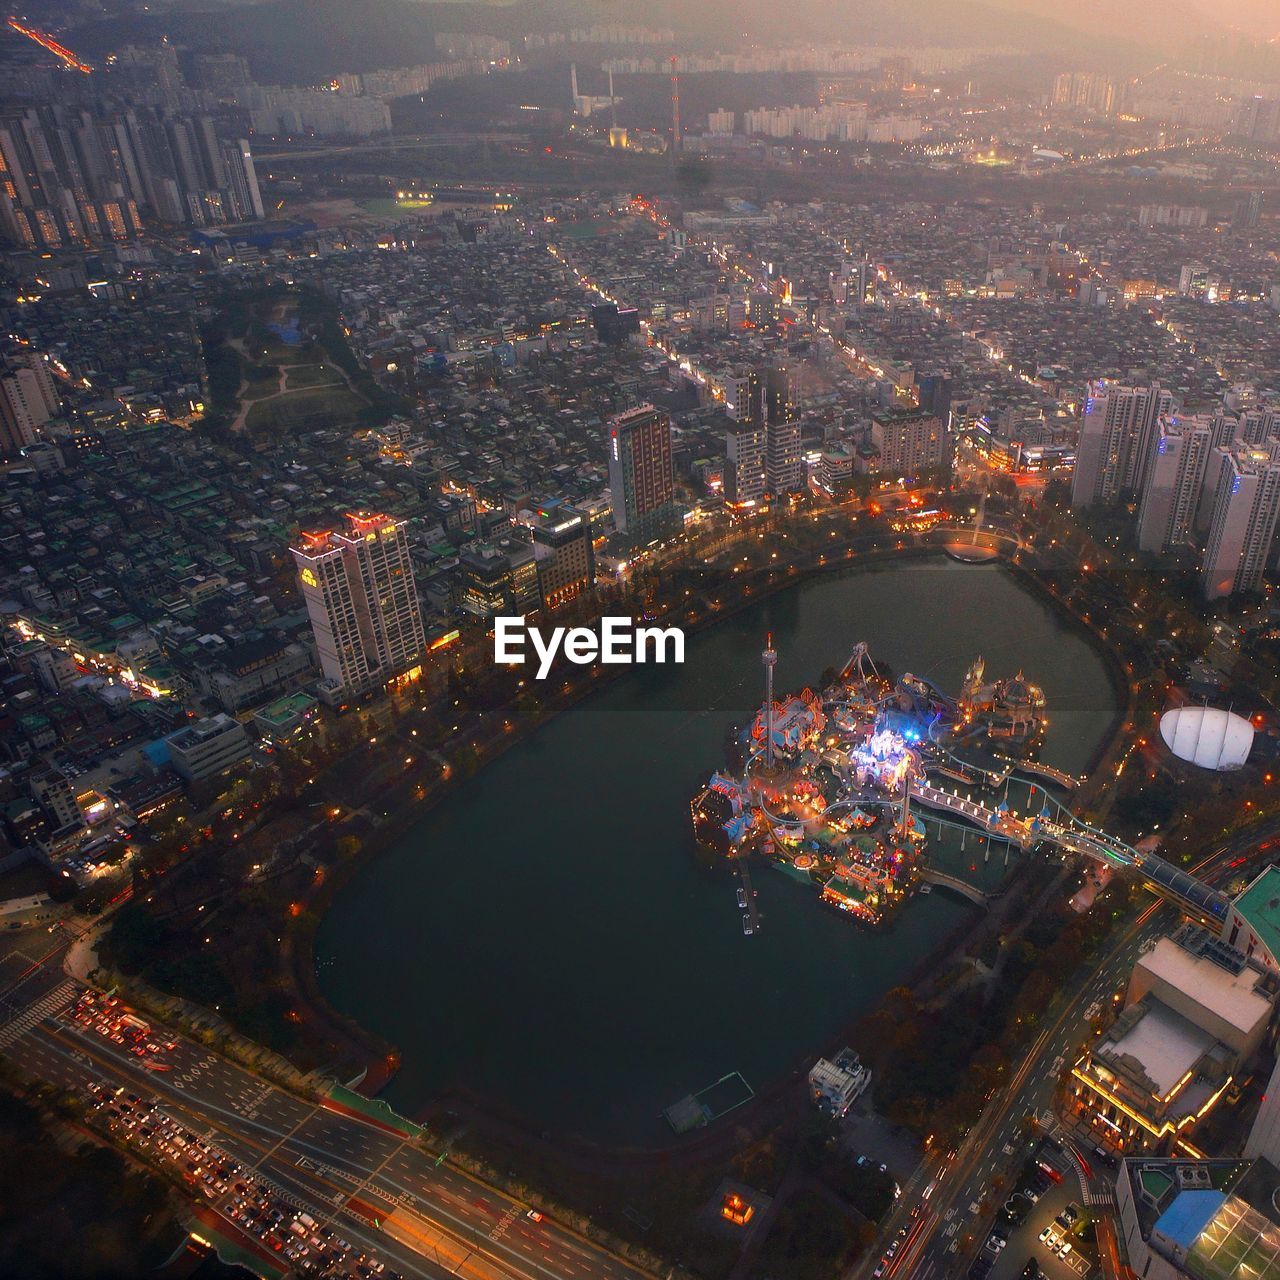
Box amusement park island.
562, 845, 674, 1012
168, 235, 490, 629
691, 637, 1078, 931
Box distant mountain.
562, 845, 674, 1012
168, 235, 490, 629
40, 0, 1259, 84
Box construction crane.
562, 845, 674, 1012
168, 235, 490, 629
6, 16, 92, 74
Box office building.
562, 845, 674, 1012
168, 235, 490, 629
724, 418, 767, 507
291, 512, 426, 702
1068, 925, 1276, 1153
530, 507, 594, 609
457, 538, 540, 618
1137, 416, 1214, 553
1072, 382, 1174, 507
1201, 446, 1280, 600
166, 714, 252, 782
607, 404, 679, 542
764, 365, 805, 494
870, 408, 952, 479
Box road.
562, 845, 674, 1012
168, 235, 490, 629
0, 940, 651, 1280
859, 830, 1275, 1280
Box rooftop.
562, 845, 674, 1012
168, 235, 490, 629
1138, 936, 1275, 1036
1099, 999, 1216, 1097
1233, 868, 1280, 968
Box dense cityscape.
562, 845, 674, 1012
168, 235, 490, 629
2, 0, 1280, 1278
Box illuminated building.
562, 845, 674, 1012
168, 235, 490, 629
530, 506, 594, 609
870, 408, 952, 479
724, 418, 766, 506
607, 403, 679, 542
457, 537, 539, 618
1200, 446, 1280, 600
1072, 381, 1175, 507
750, 688, 825, 761
1116, 1156, 1280, 1280
851, 722, 917, 792
720, 1193, 754, 1227
291, 512, 426, 703
764, 366, 804, 495
1068, 927, 1276, 1153
1138, 416, 1214, 554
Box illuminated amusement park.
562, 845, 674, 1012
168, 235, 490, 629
691, 638, 1227, 933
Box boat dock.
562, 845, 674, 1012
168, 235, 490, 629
663, 1071, 755, 1134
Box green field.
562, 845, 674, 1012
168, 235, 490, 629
244, 387, 367, 432
283, 363, 345, 391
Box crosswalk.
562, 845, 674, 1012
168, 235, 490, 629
0, 981, 76, 1049
1086, 1190, 1115, 1207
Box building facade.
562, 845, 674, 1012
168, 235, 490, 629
1200, 446, 1280, 600
607, 403, 679, 542
530, 508, 594, 609
1137, 416, 1214, 554
870, 408, 951, 478
1072, 382, 1175, 507
166, 713, 252, 782
291, 512, 426, 702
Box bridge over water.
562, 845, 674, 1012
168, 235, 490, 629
908, 780, 1228, 925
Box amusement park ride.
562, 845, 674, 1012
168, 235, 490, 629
690, 636, 1226, 933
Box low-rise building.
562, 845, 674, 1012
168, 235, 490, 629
808, 1048, 871, 1117
166, 713, 251, 782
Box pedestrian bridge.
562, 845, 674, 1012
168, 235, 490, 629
920, 869, 989, 905
908, 780, 1229, 924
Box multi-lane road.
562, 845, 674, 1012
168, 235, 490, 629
0, 944, 650, 1280
861, 832, 1276, 1280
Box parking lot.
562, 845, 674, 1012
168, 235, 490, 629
970, 1139, 1100, 1280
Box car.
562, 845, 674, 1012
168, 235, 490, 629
1057, 1242, 1073, 1259
526, 1209, 543, 1223
1022, 1187, 1040, 1203
873, 1266, 885, 1278
1038, 1228, 1054, 1244
1063, 1204, 1079, 1224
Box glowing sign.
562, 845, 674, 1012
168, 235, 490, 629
300, 568, 318, 587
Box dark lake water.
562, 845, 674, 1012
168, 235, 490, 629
316, 559, 1117, 1145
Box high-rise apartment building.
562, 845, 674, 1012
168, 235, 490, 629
0, 351, 59, 455
870, 408, 952, 479
1052, 71, 1116, 115
1071, 381, 1174, 507
291, 513, 426, 703
530, 507, 594, 610
1201, 446, 1280, 600
1136, 415, 1214, 554
724, 418, 767, 506
764, 365, 804, 494
0, 103, 262, 248
607, 404, 679, 542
